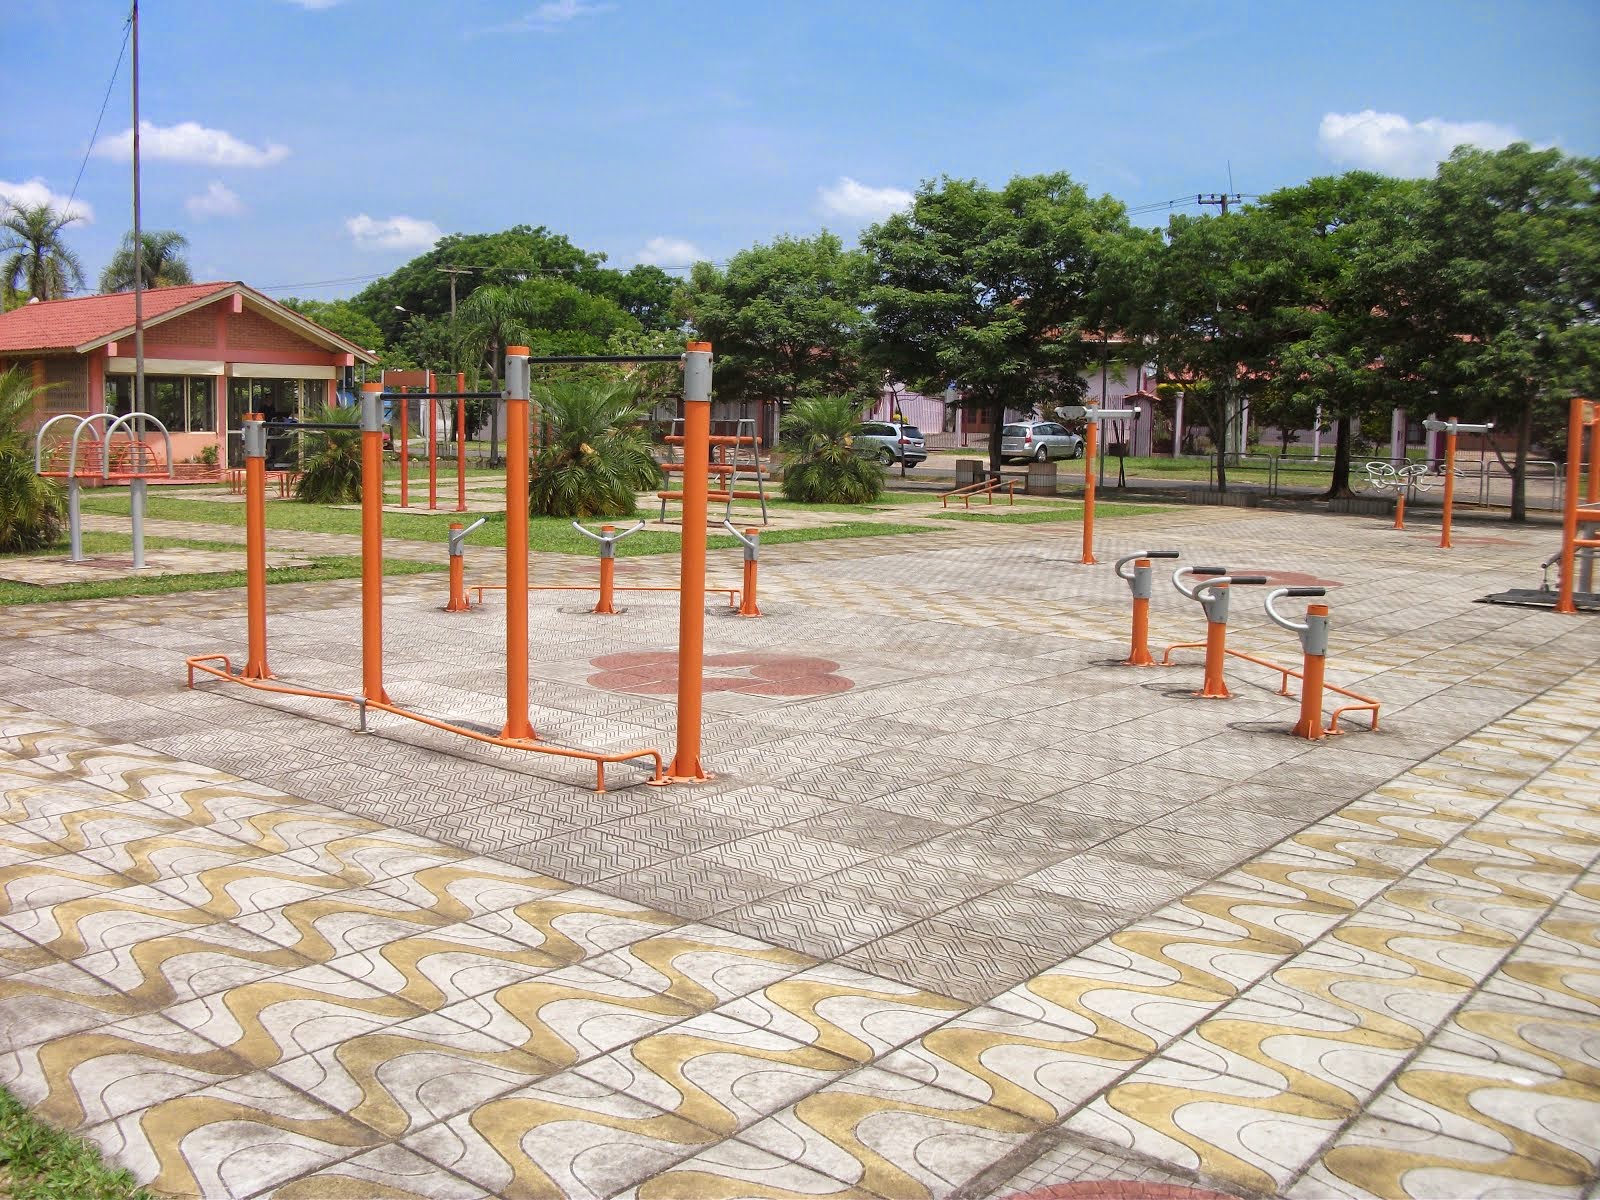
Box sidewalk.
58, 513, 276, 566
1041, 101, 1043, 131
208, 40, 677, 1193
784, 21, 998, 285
0, 506, 1594, 1198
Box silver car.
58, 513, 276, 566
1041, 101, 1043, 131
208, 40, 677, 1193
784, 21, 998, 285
855, 421, 928, 467
1001, 421, 1083, 462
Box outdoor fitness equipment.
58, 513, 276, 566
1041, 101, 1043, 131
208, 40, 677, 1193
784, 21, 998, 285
1160, 565, 1381, 734
378, 372, 492, 513
1364, 460, 1436, 530
444, 517, 488, 611
34, 411, 173, 566
1114, 549, 1180, 665
722, 521, 763, 617
1162, 566, 1269, 698
1421, 417, 1494, 548
574, 521, 646, 614
1079, 405, 1137, 565
1556, 396, 1600, 614
184, 343, 723, 793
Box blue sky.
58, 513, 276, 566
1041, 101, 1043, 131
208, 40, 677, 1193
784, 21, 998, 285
5, 0, 1597, 301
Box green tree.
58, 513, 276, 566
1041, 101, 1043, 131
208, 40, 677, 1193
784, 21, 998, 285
293, 406, 362, 504
98, 229, 193, 292
863, 174, 1139, 472
778, 394, 885, 504
281, 298, 386, 356
528, 378, 661, 517
1133, 207, 1304, 491
591, 264, 683, 331
1, 202, 86, 301
1401, 144, 1600, 520
0, 367, 66, 551
683, 233, 874, 410
1258, 173, 1427, 495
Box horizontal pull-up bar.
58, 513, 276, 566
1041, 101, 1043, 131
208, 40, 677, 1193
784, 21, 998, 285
377, 391, 501, 400
525, 354, 685, 364
261, 421, 361, 431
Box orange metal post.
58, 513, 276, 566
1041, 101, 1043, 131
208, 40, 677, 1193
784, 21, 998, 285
398, 384, 410, 508
456, 371, 468, 513
668, 342, 713, 782
1393, 488, 1406, 530
241, 414, 271, 679
594, 525, 618, 615
426, 370, 438, 511
359, 384, 390, 704
738, 528, 762, 618
1440, 424, 1457, 548
1125, 558, 1153, 666
1080, 417, 1099, 565
445, 523, 471, 612
1292, 603, 1330, 740
1590, 412, 1600, 505
501, 348, 535, 739
1199, 604, 1231, 699
1556, 397, 1590, 615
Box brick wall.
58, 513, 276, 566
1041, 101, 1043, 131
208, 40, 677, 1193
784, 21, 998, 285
146, 307, 218, 348
229, 308, 319, 353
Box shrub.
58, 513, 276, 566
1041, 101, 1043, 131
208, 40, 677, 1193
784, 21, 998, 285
528, 379, 661, 517
294, 405, 362, 504
779, 394, 884, 504
0, 367, 64, 552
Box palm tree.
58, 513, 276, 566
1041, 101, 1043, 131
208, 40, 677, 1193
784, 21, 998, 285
1, 203, 86, 302
293, 405, 362, 504
0, 367, 65, 552
778, 394, 885, 504
528, 378, 662, 517
98, 229, 194, 293
457, 283, 537, 467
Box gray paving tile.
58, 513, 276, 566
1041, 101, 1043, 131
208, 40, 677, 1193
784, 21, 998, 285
840, 918, 1059, 1004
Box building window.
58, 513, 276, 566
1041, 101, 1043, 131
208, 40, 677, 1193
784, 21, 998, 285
105, 375, 219, 432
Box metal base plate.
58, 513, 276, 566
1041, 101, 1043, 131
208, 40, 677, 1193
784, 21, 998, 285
1479, 588, 1600, 612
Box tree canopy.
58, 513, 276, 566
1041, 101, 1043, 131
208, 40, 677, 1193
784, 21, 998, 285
98, 229, 193, 293
1, 202, 85, 303
862, 173, 1140, 469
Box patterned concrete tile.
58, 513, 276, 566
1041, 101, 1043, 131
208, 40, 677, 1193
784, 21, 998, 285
466, 886, 684, 964
268, 1144, 494, 1199
369, 856, 570, 922
323, 923, 564, 1009
583, 923, 814, 1011
841, 919, 1060, 1005
612, 1136, 873, 1199
716, 885, 918, 959
1018, 853, 1203, 914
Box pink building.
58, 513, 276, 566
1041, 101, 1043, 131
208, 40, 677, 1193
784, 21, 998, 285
0, 282, 376, 467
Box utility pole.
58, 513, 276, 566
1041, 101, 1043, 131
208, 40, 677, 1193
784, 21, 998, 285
131, 1, 144, 421
1196, 192, 1242, 216
436, 266, 472, 320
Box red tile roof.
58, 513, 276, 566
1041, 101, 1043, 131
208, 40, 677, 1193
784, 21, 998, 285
0, 282, 233, 353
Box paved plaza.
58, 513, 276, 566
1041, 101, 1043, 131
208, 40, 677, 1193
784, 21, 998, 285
0, 501, 1596, 1199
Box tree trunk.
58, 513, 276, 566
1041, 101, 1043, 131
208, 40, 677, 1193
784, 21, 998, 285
1321, 416, 1355, 498
1214, 440, 1227, 493
987, 397, 1006, 474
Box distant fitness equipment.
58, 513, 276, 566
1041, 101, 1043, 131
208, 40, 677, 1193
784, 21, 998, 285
1079, 404, 1137, 565
1556, 396, 1599, 615
34, 412, 173, 566
444, 517, 487, 611
721, 521, 764, 617
1364, 460, 1435, 530
186, 344, 721, 793
1421, 416, 1493, 548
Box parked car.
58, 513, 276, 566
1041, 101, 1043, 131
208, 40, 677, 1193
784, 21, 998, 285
1001, 421, 1083, 462
856, 421, 929, 467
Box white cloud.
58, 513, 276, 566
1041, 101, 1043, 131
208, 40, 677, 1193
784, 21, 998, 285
94, 121, 290, 168
817, 176, 913, 223
0, 177, 92, 222
186, 181, 243, 219
345, 213, 443, 252
1318, 110, 1523, 177
637, 236, 704, 266
479, 0, 615, 33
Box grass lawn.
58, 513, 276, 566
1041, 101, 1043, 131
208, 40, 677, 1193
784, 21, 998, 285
0, 1086, 151, 1199
0, 529, 443, 606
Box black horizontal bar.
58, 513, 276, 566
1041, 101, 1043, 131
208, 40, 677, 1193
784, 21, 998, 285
262, 422, 357, 431
377, 391, 500, 400
523, 354, 684, 364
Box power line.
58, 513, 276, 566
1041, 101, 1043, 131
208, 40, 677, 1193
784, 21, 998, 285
64, 12, 132, 224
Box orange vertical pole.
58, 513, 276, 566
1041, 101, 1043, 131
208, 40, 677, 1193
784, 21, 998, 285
1080, 416, 1099, 564
1393, 488, 1406, 529
1197, 580, 1231, 699
593, 525, 618, 615
668, 342, 713, 782
426, 370, 438, 511
1440, 424, 1457, 548
1124, 558, 1153, 666
359, 384, 390, 704
1293, 603, 1330, 740
738, 528, 762, 617
456, 371, 468, 513
397, 385, 410, 508
1589, 412, 1599, 505
445, 523, 470, 612
241, 414, 272, 679
1556, 398, 1587, 615
501, 348, 535, 739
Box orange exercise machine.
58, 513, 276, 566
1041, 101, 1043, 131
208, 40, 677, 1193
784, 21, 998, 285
185, 344, 723, 792
1113, 549, 1180, 665
1079, 403, 1137, 565
379, 371, 483, 512
1421, 416, 1493, 548
1556, 396, 1599, 615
